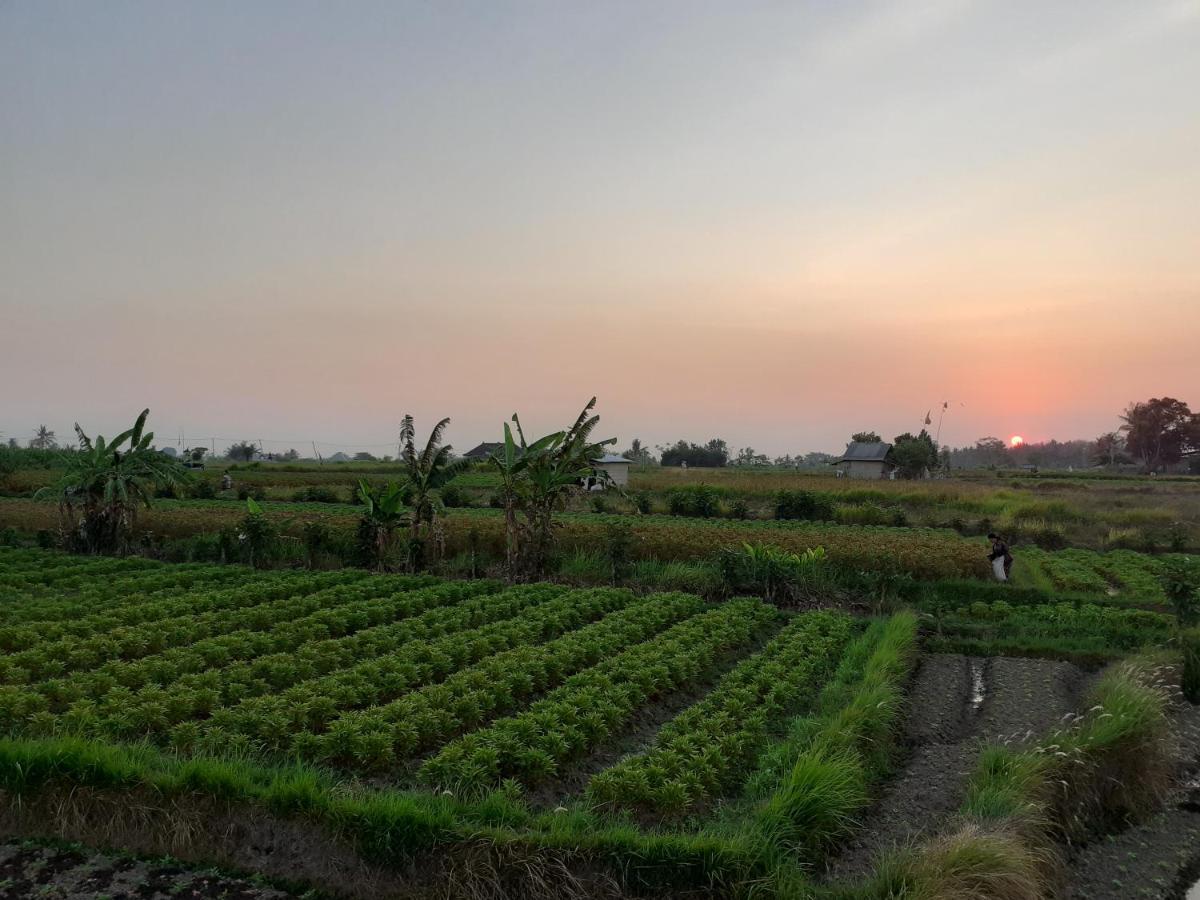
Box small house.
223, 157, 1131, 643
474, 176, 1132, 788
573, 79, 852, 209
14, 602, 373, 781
462, 442, 502, 462
590, 453, 631, 488
832, 442, 895, 479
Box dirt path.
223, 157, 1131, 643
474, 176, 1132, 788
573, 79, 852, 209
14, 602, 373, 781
0, 841, 297, 898
824, 653, 1084, 882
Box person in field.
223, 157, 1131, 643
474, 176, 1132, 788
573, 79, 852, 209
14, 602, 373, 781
987, 532, 1013, 582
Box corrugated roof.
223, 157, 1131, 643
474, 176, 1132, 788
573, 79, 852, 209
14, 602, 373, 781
836, 441, 892, 462
593, 453, 631, 464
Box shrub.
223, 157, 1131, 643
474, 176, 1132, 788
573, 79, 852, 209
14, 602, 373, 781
774, 490, 835, 522
835, 503, 906, 527
631, 491, 652, 514
189, 479, 217, 500
1182, 628, 1200, 704
718, 543, 834, 603
440, 484, 466, 508
602, 522, 634, 584
667, 485, 722, 518
729, 498, 750, 520
292, 487, 340, 504
1160, 556, 1200, 627
238, 498, 280, 569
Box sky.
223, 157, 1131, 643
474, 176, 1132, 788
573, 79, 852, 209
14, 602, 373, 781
2, 1, 1199, 458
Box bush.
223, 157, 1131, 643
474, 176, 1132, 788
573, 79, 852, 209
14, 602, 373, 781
291, 487, 340, 504
1182, 629, 1200, 705
835, 503, 906, 527
0, 526, 20, 547
774, 490, 835, 522
718, 543, 834, 603
631, 491, 652, 514
237, 486, 267, 502
440, 484, 466, 508
667, 485, 722, 518
1160, 556, 1200, 627
189, 479, 217, 500
729, 498, 750, 520
602, 522, 634, 584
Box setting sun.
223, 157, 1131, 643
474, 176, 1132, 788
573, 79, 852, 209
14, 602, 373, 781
1010, 436, 1025, 447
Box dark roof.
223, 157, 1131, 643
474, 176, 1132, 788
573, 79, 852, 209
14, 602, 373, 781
463, 442, 502, 459
835, 441, 893, 463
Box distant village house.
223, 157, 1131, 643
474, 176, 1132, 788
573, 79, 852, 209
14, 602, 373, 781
462, 442, 502, 461
832, 441, 896, 479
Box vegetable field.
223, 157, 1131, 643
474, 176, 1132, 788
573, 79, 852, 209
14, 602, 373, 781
0, 549, 856, 807
0, 547, 1190, 899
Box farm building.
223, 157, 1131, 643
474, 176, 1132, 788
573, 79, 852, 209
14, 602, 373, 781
592, 453, 632, 487
833, 441, 896, 479
462, 442, 502, 461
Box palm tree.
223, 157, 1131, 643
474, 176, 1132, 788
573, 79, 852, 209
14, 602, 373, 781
35, 409, 187, 554
398, 415, 471, 570
30, 425, 57, 450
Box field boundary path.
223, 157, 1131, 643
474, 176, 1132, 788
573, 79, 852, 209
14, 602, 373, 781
825, 652, 1085, 883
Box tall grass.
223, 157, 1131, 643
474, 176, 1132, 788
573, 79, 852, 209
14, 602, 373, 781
748, 612, 919, 862
856, 656, 1173, 899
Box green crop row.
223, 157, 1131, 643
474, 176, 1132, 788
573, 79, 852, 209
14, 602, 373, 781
586, 610, 856, 817
0, 576, 440, 684
171, 585, 626, 751
1, 567, 256, 624
748, 612, 919, 863
273, 592, 711, 770
0, 579, 508, 727
925, 599, 1172, 664
418, 598, 782, 794
0, 569, 368, 651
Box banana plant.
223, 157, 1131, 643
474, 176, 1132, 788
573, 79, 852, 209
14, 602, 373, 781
490, 398, 615, 579
398, 415, 471, 570
356, 479, 407, 570
35, 408, 187, 554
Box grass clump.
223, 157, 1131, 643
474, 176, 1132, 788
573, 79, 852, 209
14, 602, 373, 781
856, 656, 1172, 900
749, 612, 919, 863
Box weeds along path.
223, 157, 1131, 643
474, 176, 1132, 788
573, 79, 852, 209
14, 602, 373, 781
825, 653, 1084, 882
1064, 692, 1200, 900
0, 841, 297, 898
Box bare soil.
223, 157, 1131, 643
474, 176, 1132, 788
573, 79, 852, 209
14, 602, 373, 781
824, 653, 1085, 882
0, 841, 299, 899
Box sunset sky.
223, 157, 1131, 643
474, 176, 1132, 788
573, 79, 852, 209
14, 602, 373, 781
3, 1, 1198, 457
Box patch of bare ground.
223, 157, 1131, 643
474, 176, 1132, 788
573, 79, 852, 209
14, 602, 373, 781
824, 653, 1085, 883
1064, 680, 1200, 900
0, 840, 298, 899
524, 622, 784, 811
